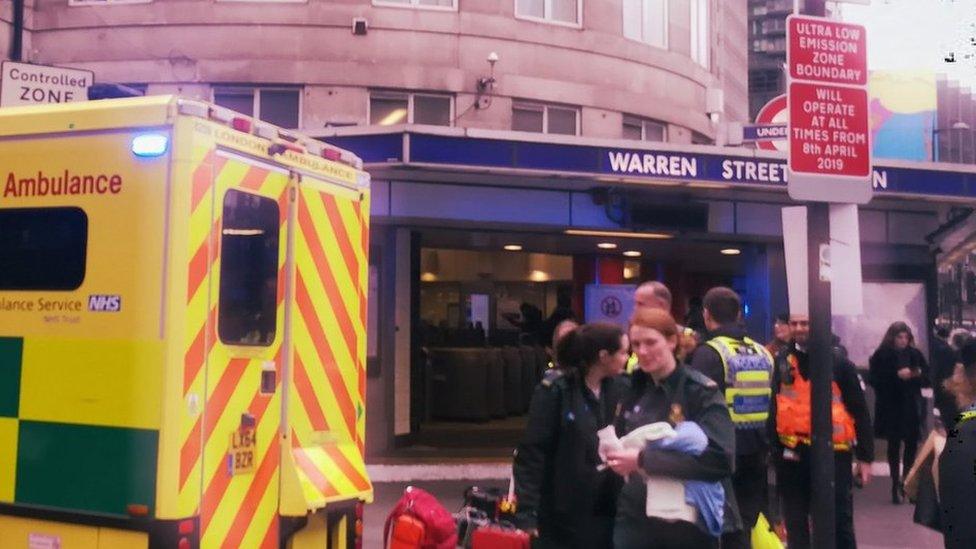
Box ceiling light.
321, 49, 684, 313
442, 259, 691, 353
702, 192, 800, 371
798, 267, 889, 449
623, 250, 642, 257
503, 244, 522, 251
565, 229, 673, 239
720, 248, 741, 255
597, 242, 618, 249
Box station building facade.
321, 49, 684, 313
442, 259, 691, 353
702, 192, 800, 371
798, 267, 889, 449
2, 0, 959, 455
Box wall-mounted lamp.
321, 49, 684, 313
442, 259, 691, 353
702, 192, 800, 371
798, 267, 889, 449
475, 52, 499, 109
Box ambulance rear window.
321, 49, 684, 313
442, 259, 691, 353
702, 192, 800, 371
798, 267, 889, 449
0, 207, 87, 291
217, 189, 279, 347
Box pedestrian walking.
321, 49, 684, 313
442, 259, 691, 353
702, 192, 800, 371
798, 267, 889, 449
939, 339, 976, 549
771, 314, 874, 549
513, 322, 630, 548
607, 307, 739, 548
688, 287, 774, 549
868, 321, 930, 504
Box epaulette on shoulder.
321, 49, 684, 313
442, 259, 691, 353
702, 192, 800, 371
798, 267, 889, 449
541, 368, 566, 387
685, 368, 718, 389
958, 409, 976, 427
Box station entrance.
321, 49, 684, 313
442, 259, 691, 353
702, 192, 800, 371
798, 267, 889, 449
402, 227, 768, 456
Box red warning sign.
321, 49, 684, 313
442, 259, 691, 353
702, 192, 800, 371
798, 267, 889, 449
788, 16, 867, 87
789, 82, 870, 178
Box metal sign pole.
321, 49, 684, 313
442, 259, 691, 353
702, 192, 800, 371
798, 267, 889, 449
807, 201, 836, 548
799, 3, 835, 548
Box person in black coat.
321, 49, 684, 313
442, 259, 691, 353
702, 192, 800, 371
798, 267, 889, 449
939, 339, 976, 549
930, 326, 960, 430
513, 322, 630, 549
607, 307, 739, 549
869, 321, 930, 504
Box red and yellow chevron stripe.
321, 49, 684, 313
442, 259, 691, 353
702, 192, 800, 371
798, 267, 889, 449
177, 145, 370, 546
287, 182, 371, 507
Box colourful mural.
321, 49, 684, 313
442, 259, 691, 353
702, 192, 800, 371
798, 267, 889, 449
868, 71, 937, 161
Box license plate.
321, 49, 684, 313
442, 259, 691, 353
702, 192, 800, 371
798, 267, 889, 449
228, 428, 256, 475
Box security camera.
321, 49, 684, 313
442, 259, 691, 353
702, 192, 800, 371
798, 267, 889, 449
487, 52, 499, 65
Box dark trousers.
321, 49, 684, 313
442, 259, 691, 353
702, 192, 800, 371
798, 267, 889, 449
776, 447, 856, 549
614, 516, 717, 549
721, 451, 770, 549
886, 435, 918, 487
535, 514, 614, 549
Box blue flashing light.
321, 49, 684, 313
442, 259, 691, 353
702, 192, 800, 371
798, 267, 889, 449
743, 303, 751, 317
131, 134, 169, 157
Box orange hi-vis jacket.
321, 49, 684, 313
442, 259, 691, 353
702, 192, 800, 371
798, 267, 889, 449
776, 353, 857, 451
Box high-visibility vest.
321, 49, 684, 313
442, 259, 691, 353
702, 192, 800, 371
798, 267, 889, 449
705, 336, 773, 429
626, 353, 639, 374
776, 353, 856, 451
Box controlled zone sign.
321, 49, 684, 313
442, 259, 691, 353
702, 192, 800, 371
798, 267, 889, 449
0, 62, 93, 107
786, 14, 871, 204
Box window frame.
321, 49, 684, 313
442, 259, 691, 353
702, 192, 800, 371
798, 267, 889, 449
622, 114, 668, 142
68, 0, 150, 5
622, 0, 669, 49
372, 0, 458, 11
515, 0, 583, 29
212, 86, 303, 129
512, 101, 581, 136
367, 91, 455, 127
690, 0, 710, 69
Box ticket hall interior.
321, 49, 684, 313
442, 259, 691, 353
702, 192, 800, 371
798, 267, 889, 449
401, 227, 764, 456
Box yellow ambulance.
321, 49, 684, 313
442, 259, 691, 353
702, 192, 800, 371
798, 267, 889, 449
0, 95, 372, 548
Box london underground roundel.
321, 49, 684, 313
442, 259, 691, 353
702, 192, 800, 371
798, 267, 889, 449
755, 94, 787, 151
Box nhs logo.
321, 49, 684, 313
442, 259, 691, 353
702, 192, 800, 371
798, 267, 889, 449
88, 294, 121, 312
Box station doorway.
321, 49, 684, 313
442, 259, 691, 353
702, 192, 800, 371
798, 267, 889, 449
402, 227, 766, 456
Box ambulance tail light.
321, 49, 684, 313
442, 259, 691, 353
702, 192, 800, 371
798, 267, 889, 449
354, 501, 364, 549
131, 134, 169, 157
322, 148, 342, 161
178, 519, 195, 535
231, 117, 252, 133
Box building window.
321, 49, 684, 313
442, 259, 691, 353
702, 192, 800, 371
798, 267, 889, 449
512, 102, 580, 135
622, 115, 667, 142
690, 0, 709, 68
516, 0, 581, 26
218, 189, 280, 347
213, 87, 301, 129
373, 0, 456, 9
369, 92, 453, 126
692, 131, 713, 145
69, 0, 150, 5
623, 0, 668, 48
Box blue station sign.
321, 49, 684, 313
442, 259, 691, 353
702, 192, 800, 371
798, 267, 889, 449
325, 132, 976, 200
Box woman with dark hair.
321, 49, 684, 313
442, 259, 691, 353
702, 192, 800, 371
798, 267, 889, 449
869, 321, 930, 504
606, 308, 738, 548
513, 322, 630, 548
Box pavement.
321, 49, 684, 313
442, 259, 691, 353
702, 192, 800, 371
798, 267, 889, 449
364, 473, 944, 548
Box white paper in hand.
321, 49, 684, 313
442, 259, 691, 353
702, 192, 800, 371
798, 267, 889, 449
597, 425, 623, 463
621, 422, 675, 449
